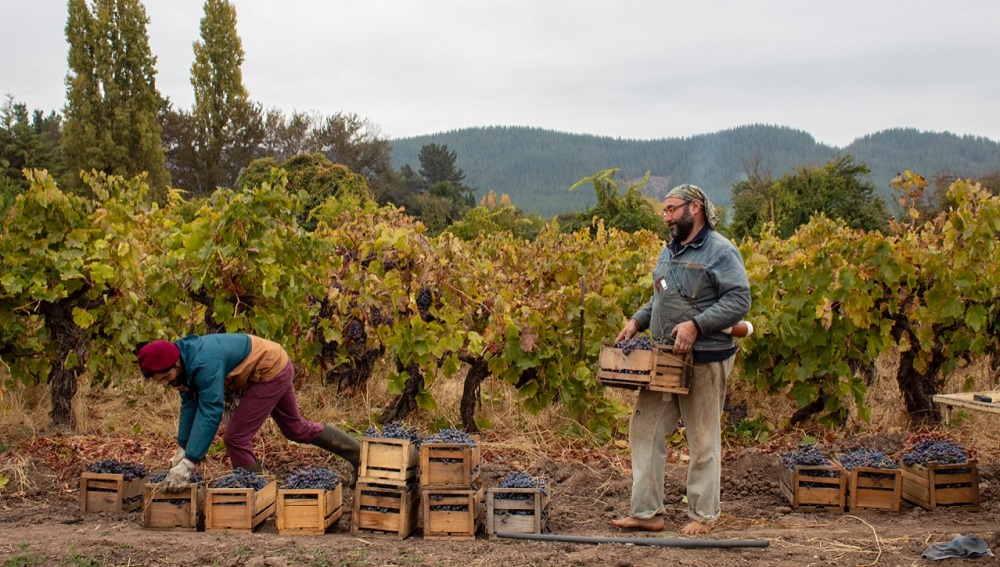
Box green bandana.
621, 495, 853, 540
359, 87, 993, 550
664, 184, 720, 229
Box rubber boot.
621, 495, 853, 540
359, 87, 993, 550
244, 461, 263, 474
312, 424, 361, 488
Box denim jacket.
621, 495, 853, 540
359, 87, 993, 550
631, 227, 751, 358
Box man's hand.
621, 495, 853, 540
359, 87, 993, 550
670, 321, 699, 353
615, 319, 639, 343
168, 447, 186, 468
163, 458, 196, 491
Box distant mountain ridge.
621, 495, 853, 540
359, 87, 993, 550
389, 125, 1000, 217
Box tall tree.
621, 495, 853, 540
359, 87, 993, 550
730, 155, 889, 240
190, 0, 263, 195
62, 0, 168, 192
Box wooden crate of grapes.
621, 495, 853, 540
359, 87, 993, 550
276, 484, 343, 535
204, 474, 277, 533
485, 476, 550, 540
359, 437, 420, 486
143, 482, 203, 530
421, 486, 485, 541
420, 435, 481, 488
597, 341, 691, 394
845, 467, 902, 513
901, 460, 980, 511
79, 472, 145, 514
779, 458, 846, 512
351, 481, 421, 539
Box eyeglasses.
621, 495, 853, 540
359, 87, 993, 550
661, 201, 691, 216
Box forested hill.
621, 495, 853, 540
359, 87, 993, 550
389, 125, 1000, 217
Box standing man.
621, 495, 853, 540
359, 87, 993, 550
612, 184, 750, 535
137, 334, 360, 490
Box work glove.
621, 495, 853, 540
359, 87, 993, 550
163, 458, 196, 492
168, 447, 186, 468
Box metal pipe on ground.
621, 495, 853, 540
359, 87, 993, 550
495, 532, 769, 548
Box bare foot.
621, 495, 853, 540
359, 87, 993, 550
610, 516, 665, 531
680, 519, 714, 535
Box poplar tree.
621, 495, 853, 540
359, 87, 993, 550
62, 0, 168, 193
191, 0, 262, 195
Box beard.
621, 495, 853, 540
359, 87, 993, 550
669, 207, 696, 241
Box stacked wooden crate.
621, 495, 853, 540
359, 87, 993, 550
351, 436, 421, 539
420, 434, 484, 541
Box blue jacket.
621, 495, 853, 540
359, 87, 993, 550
631, 226, 751, 361
174, 334, 252, 462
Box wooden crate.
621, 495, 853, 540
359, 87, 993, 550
485, 483, 550, 540
359, 437, 420, 486
421, 487, 484, 541
79, 472, 145, 514
351, 481, 420, 539
845, 467, 902, 513
902, 460, 980, 511
596, 343, 692, 394
276, 484, 343, 535
779, 459, 846, 512
203, 475, 277, 533
142, 482, 202, 530
649, 345, 692, 394
420, 438, 481, 488
596, 343, 654, 389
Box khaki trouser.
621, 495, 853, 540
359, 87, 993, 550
628, 355, 734, 522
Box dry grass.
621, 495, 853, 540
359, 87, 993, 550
1, 351, 998, 464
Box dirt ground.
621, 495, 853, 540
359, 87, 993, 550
0, 433, 997, 567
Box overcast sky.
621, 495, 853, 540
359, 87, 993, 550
2, 0, 998, 148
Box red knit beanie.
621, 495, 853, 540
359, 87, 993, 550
137, 340, 180, 375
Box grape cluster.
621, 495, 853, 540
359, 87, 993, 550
363, 421, 422, 446
88, 458, 149, 480
148, 470, 204, 484
780, 444, 828, 468
381, 258, 399, 272
283, 467, 341, 491
837, 448, 899, 470
416, 286, 434, 317
345, 318, 366, 346
613, 336, 653, 356
422, 429, 477, 447
209, 467, 268, 491
902, 438, 969, 466
369, 306, 394, 327
360, 252, 377, 268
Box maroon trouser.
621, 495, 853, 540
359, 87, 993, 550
223, 360, 324, 468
